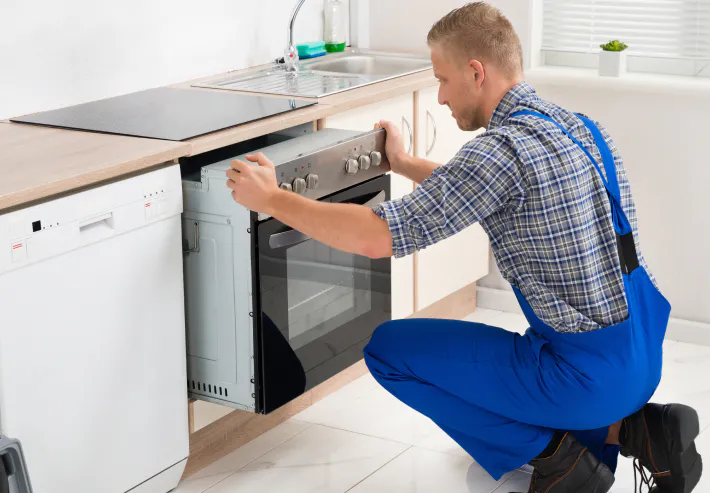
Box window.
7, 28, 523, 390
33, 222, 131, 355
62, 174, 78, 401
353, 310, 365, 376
542, 0, 710, 77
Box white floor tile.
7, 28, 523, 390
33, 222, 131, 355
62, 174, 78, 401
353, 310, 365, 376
348, 446, 512, 493
206, 424, 408, 493
463, 308, 504, 325
488, 312, 530, 334
414, 428, 468, 457
492, 471, 531, 492
652, 342, 710, 419
294, 378, 441, 446
663, 339, 679, 349
172, 419, 311, 493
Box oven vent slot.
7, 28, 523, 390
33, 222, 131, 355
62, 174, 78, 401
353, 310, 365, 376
188, 379, 228, 397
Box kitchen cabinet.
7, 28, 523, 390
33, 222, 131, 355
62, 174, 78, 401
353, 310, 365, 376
414, 86, 490, 310
321, 94, 416, 319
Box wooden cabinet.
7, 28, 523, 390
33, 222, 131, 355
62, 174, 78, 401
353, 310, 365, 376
414, 86, 490, 310
321, 94, 416, 319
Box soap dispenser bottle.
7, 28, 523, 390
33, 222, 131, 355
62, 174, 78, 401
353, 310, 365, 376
324, 0, 346, 52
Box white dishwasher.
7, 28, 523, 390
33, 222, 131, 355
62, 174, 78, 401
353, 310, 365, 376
0, 165, 189, 493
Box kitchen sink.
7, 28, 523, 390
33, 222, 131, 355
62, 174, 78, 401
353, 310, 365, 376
306, 53, 432, 76
192, 49, 432, 99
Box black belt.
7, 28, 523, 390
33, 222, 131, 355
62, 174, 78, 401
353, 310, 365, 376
616, 231, 640, 275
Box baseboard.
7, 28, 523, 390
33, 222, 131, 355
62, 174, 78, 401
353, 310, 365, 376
477, 286, 710, 347
475, 286, 522, 314
666, 318, 710, 347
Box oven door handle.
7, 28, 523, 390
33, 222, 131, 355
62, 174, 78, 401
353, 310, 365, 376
269, 229, 310, 250
267, 191, 387, 250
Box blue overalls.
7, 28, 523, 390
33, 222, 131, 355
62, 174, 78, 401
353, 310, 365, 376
363, 111, 672, 480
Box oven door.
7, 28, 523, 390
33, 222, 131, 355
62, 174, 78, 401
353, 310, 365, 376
253, 175, 391, 413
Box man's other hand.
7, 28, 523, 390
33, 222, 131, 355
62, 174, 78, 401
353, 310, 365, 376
374, 120, 411, 176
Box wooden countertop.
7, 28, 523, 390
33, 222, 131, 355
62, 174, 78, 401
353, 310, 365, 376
2, 62, 437, 214
0, 122, 189, 213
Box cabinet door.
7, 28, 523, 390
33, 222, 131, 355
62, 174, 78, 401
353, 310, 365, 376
415, 86, 490, 310
323, 94, 415, 320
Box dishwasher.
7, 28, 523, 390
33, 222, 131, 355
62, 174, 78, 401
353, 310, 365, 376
0, 166, 189, 493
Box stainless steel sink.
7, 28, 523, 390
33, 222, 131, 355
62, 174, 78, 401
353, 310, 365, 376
305, 53, 432, 76
193, 49, 432, 99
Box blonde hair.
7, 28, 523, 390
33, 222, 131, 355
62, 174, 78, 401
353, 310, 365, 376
427, 2, 524, 78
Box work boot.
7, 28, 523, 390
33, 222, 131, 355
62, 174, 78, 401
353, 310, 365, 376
620, 403, 703, 492
524, 432, 615, 493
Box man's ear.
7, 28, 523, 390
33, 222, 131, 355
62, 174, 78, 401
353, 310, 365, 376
469, 59, 485, 86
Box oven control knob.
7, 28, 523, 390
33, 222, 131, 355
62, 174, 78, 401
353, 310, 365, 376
279, 182, 293, 192
292, 178, 307, 194
370, 151, 383, 167
306, 174, 319, 189
358, 155, 372, 171
345, 158, 359, 174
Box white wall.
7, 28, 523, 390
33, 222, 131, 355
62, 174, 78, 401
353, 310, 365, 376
369, 0, 534, 66
0, 0, 348, 120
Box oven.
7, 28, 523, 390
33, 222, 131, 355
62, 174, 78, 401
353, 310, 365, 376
181, 128, 392, 414
253, 174, 390, 412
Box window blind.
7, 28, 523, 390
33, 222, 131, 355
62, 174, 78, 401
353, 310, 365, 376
543, 0, 710, 60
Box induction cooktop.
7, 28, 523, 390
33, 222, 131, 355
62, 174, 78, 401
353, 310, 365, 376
11, 87, 317, 141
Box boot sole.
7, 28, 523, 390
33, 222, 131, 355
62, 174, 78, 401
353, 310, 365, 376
657, 404, 703, 493
508, 463, 615, 493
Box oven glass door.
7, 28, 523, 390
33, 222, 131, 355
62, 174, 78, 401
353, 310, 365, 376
254, 175, 391, 413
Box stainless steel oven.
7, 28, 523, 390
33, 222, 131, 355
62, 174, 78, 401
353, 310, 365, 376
181, 128, 392, 414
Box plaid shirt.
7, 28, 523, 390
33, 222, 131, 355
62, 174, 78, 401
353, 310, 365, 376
373, 82, 656, 333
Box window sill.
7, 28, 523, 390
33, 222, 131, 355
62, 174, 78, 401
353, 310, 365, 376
525, 66, 710, 95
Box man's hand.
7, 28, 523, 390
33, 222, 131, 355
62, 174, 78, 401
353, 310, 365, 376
374, 120, 411, 176
226, 152, 280, 214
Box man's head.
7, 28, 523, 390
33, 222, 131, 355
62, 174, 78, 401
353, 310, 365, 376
428, 2, 524, 131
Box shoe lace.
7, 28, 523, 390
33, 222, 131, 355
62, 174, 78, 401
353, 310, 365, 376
633, 458, 656, 493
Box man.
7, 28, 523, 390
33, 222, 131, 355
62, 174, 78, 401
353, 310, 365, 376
226, 3, 702, 492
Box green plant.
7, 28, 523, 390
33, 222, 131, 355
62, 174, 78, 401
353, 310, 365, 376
600, 40, 628, 52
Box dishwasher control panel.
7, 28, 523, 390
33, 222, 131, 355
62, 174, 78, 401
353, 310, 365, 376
0, 166, 183, 274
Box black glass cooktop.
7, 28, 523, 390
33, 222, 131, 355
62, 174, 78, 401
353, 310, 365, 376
11, 87, 316, 141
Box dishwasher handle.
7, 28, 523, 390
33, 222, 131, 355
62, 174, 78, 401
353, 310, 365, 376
78, 212, 115, 243
79, 212, 114, 231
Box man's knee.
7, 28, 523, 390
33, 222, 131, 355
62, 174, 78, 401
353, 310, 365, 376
363, 319, 411, 375
365, 320, 405, 358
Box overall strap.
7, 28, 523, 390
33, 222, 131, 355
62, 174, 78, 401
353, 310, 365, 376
510, 110, 639, 274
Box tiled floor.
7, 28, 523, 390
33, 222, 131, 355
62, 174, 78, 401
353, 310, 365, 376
174, 308, 710, 493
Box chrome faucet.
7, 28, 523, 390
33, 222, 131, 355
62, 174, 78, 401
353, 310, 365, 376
284, 0, 307, 72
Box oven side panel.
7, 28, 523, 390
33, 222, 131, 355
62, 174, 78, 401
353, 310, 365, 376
182, 178, 256, 412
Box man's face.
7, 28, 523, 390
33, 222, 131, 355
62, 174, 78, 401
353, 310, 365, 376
430, 43, 484, 131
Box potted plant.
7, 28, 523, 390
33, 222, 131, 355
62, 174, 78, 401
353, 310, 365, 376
599, 40, 629, 77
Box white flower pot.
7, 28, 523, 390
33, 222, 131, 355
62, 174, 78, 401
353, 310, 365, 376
599, 50, 627, 77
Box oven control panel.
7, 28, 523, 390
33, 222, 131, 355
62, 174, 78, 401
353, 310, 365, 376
200, 128, 390, 202
273, 129, 390, 201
